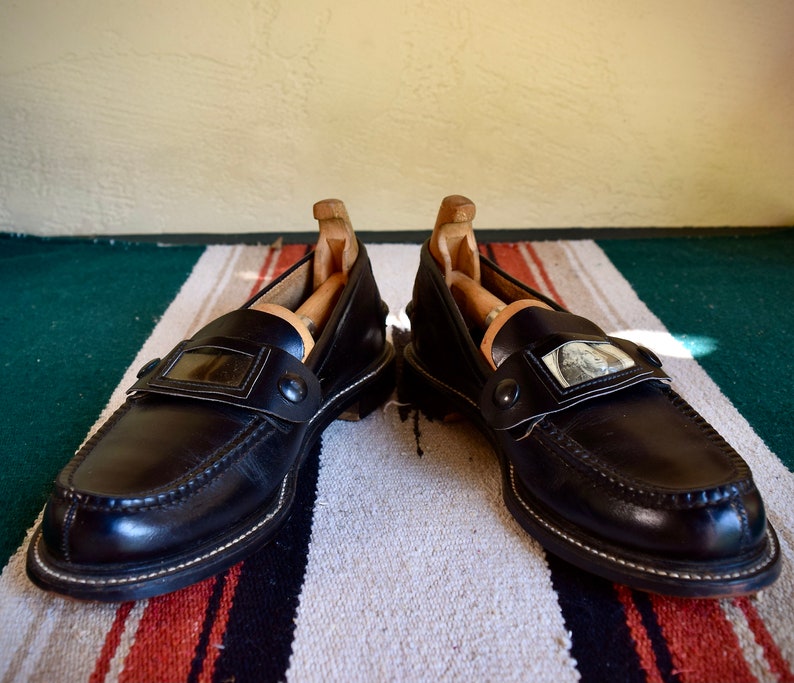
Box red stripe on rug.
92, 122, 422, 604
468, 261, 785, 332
651, 595, 757, 682
275, 244, 310, 279
734, 596, 794, 682
248, 244, 309, 299
521, 242, 564, 304
487, 243, 544, 292
614, 585, 665, 683
196, 563, 243, 683
89, 601, 135, 683
486, 242, 565, 305
118, 576, 218, 682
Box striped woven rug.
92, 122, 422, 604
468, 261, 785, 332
0, 235, 792, 683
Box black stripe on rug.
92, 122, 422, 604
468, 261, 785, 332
546, 554, 646, 683
212, 439, 322, 683
188, 568, 232, 683
631, 589, 681, 683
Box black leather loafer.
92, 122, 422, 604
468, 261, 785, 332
27, 199, 395, 601
401, 194, 780, 597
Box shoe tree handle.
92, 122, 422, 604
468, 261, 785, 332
429, 195, 480, 286
312, 198, 358, 290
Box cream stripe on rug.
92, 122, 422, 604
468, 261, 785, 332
287, 244, 579, 682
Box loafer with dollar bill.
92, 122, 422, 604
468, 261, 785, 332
401, 194, 780, 597
27, 199, 395, 601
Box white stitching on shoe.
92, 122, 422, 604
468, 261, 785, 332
31, 475, 291, 588
508, 462, 777, 582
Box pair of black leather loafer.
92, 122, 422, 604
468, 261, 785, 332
27, 196, 781, 601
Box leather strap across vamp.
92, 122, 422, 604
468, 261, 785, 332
401, 195, 780, 598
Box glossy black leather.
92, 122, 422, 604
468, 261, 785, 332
404, 241, 780, 596
27, 241, 394, 600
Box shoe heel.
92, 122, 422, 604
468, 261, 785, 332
337, 347, 396, 421
399, 344, 464, 421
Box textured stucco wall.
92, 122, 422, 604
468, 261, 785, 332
1, 1, 793, 236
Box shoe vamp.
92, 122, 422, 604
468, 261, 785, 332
511, 386, 765, 559
66, 396, 291, 499
546, 384, 747, 492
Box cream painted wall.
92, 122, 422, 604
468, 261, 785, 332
1, 1, 792, 236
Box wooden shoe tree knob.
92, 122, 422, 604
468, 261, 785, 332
312, 198, 358, 290
430, 195, 480, 287
430, 195, 502, 326
294, 198, 357, 339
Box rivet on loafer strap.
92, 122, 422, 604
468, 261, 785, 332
637, 345, 663, 367
278, 373, 308, 403
493, 378, 520, 409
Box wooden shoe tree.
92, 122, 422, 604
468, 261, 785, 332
429, 195, 550, 369
251, 199, 357, 360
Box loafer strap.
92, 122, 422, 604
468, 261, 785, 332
128, 334, 321, 424
480, 334, 669, 432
